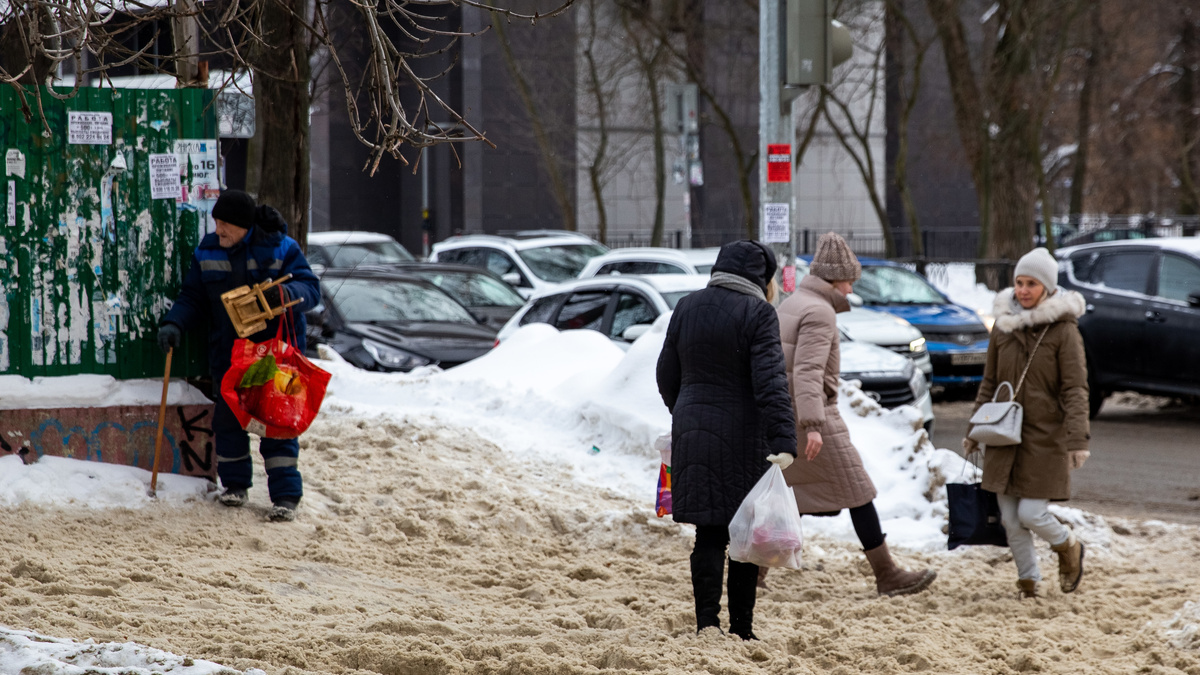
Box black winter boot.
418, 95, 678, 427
690, 544, 726, 633
726, 559, 759, 640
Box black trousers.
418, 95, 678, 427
691, 525, 758, 638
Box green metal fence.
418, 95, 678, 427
1, 85, 215, 379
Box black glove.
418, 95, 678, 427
263, 284, 286, 309
157, 323, 182, 354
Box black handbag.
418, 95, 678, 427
946, 482, 1008, 550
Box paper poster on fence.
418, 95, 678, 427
762, 202, 790, 243
148, 153, 181, 200
68, 112, 113, 145
174, 139, 221, 234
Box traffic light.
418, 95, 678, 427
784, 0, 853, 87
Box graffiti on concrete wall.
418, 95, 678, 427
0, 404, 216, 480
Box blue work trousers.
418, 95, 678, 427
212, 392, 303, 503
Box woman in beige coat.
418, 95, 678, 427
773, 232, 936, 597
963, 247, 1090, 598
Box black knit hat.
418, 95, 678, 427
211, 190, 257, 229
711, 240, 777, 293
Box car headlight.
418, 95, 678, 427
908, 367, 926, 397
909, 337, 927, 354
362, 338, 432, 371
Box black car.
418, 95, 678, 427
1057, 238, 1200, 417
306, 269, 497, 372
380, 262, 526, 330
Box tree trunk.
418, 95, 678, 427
1068, 0, 1101, 221
251, 0, 311, 247
649, 66, 667, 247
990, 143, 1037, 261
1177, 8, 1200, 215
582, 1, 609, 243
491, 11, 577, 231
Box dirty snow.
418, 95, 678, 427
1, 300, 1198, 673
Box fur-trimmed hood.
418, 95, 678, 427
992, 287, 1086, 333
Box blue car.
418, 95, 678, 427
797, 256, 989, 390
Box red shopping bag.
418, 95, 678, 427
221, 306, 330, 439
655, 463, 672, 517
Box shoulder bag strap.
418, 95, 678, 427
1013, 326, 1050, 397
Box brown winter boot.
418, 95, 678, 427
1016, 578, 1040, 599
863, 541, 937, 597
1050, 531, 1084, 593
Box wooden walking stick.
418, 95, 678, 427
149, 347, 173, 498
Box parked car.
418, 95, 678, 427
837, 306, 933, 380
1058, 227, 1153, 248
380, 262, 526, 330
839, 328, 935, 432
798, 255, 989, 390
307, 231, 416, 268
577, 247, 720, 278
793, 260, 935, 379
1056, 238, 1200, 417
1032, 219, 1078, 248
305, 269, 497, 372
496, 275, 710, 347
429, 232, 609, 298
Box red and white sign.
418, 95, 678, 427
767, 144, 791, 183
782, 265, 796, 293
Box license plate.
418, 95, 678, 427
951, 351, 987, 366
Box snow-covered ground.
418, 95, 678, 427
2, 266, 1198, 674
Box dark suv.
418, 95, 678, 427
1057, 238, 1200, 417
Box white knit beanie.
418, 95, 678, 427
1013, 247, 1059, 293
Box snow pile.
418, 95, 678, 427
0, 455, 213, 509
0, 319, 961, 548
0, 374, 210, 410
319, 319, 951, 550
1160, 601, 1200, 650
927, 262, 997, 317
0, 626, 262, 675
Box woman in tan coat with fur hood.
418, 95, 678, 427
772, 232, 936, 597
963, 247, 1090, 599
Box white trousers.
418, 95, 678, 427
995, 494, 1070, 581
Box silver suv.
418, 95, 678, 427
429, 232, 608, 298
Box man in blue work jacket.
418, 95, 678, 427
157, 190, 321, 522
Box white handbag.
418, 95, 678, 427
968, 328, 1048, 447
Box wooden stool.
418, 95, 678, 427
220, 274, 303, 338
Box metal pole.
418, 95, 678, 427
760, 0, 798, 303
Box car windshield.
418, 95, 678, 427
418, 270, 525, 308
693, 264, 714, 274
328, 278, 475, 324
661, 290, 698, 309
326, 240, 415, 267
854, 265, 947, 305
518, 244, 609, 282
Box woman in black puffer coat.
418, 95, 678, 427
656, 240, 797, 640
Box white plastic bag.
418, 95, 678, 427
728, 464, 804, 569
653, 432, 672, 466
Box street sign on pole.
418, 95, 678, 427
767, 144, 792, 183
